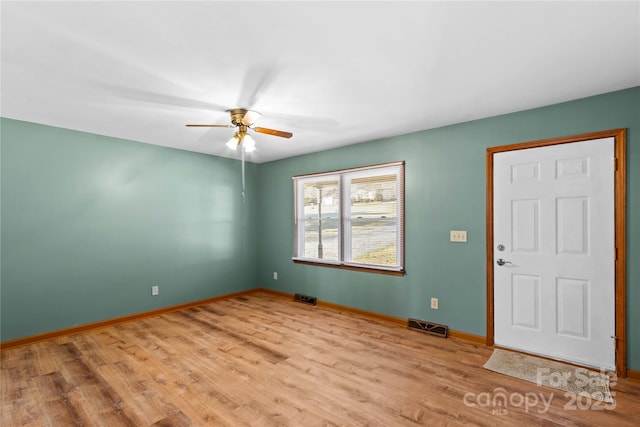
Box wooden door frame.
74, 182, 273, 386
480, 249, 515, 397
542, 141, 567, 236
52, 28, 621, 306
486, 129, 627, 377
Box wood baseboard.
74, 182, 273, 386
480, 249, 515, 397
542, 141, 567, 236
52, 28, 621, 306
317, 299, 407, 327
255, 288, 294, 299
448, 329, 487, 345
257, 288, 406, 326
0, 288, 260, 351
627, 369, 640, 381
257, 288, 487, 345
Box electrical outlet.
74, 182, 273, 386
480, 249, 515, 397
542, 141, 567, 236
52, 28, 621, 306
151, 285, 159, 296
431, 297, 439, 309
450, 230, 467, 242
273, 272, 278, 280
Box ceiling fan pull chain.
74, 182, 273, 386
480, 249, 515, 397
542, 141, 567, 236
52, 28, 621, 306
241, 141, 246, 203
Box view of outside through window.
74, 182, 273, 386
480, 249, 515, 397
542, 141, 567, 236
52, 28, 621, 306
302, 174, 398, 266
302, 180, 340, 260
348, 174, 398, 266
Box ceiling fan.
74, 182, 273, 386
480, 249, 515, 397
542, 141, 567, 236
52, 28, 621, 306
186, 108, 292, 152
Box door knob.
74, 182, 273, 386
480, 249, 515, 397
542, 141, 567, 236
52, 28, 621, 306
496, 258, 512, 266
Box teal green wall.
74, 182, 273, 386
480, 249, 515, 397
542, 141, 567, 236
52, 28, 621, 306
1, 118, 258, 341
256, 87, 639, 370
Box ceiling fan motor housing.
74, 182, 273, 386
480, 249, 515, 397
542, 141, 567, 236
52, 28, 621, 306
229, 108, 259, 127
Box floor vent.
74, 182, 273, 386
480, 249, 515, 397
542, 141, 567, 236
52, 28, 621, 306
294, 293, 317, 306
407, 318, 449, 338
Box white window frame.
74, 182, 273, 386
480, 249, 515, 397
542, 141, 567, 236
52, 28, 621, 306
293, 161, 404, 275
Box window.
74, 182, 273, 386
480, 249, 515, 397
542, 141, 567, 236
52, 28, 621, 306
293, 161, 404, 275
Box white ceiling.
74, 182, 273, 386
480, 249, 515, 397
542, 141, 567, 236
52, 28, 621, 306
2, 1, 639, 163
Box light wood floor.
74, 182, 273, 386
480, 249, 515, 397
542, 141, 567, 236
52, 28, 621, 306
2, 292, 639, 426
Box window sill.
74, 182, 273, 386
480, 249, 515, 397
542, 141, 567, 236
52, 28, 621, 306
292, 259, 405, 276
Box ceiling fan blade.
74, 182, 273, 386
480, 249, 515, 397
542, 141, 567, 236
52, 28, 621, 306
237, 64, 279, 109
103, 84, 229, 112
263, 111, 338, 130
253, 127, 293, 138
186, 124, 233, 128
241, 110, 262, 126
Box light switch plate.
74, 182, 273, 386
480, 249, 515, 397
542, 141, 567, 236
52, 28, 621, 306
450, 230, 467, 242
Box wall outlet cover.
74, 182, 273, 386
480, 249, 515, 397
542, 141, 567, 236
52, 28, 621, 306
450, 230, 467, 242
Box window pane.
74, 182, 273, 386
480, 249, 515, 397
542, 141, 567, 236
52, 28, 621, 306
302, 180, 340, 261
303, 218, 340, 260
349, 218, 397, 265
349, 174, 398, 266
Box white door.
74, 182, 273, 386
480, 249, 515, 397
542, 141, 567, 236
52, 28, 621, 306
493, 137, 616, 370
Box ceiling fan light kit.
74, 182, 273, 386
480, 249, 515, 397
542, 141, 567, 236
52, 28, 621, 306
226, 133, 241, 150
225, 126, 256, 153
242, 134, 256, 152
